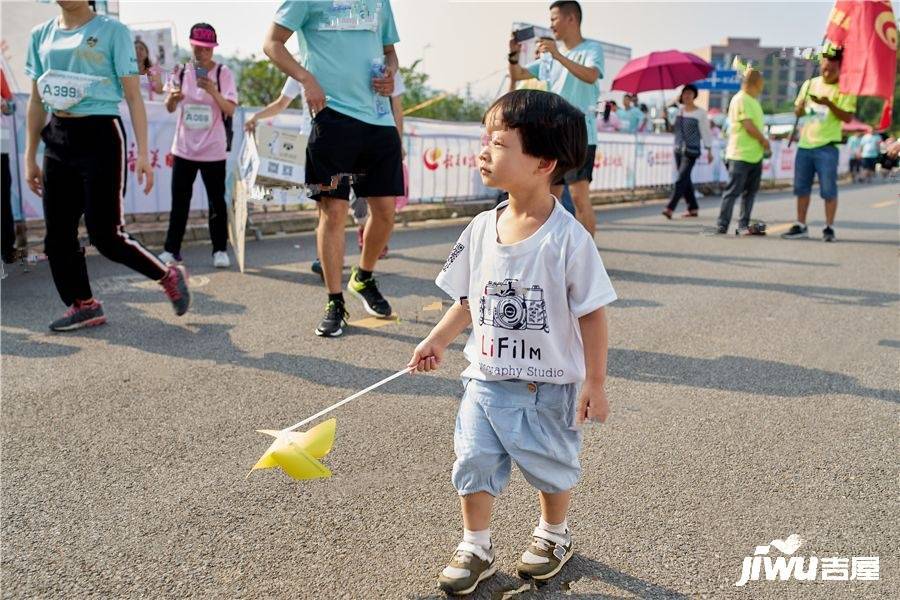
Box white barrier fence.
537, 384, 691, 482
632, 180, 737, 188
5, 96, 848, 220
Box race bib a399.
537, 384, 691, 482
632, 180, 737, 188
37, 70, 105, 111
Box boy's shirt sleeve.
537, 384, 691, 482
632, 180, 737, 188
435, 221, 474, 300
566, 236, 617, 318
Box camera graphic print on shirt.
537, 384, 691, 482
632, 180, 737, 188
479, 279, 549, 334
434, 205, 617, 384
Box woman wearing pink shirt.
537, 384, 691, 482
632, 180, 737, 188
160, 23, 237, 268
135, 40, 163, 101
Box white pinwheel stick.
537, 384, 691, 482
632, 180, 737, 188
283, 367, 414, 433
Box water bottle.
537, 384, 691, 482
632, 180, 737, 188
539, 50, 553, 82
370, 57, 390, 117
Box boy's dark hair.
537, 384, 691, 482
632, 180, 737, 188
550, 1, 582, 24
483, 90, 587, 181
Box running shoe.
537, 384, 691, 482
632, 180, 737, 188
822, 226, 836, 242
213, 251, 230, 268
780, 224, 809, 239
315, 300, 348, 337
158, 250, 182, 265
160, 265, 190, 316
347, 266, 392, 317
311, 258, 324, 282
49, 299, 107, 332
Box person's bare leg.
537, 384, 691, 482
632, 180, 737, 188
461, 491, 494, 532
317, 196, 348, 294
824, 198, 837, 227
360, 196, 394, 271
569, 180, 596, 236
796, 195, 811, 224
539, 489, 572, 526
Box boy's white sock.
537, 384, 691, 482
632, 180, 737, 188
537, 517, 570, 544
463, 528, 492, 552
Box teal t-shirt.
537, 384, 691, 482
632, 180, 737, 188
846, 135, 861, 155
619, 106, 643, 133
275, 0, 400, 127
25, 15, 138, 116
526, 40, 604, 145
860, 133, 881, 159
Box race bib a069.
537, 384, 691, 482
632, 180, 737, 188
183, 104, 214, 130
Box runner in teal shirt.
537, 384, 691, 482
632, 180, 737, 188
273, 0, 399, 127
25, 14, 138, 116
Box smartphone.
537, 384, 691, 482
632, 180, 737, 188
195, 63, 209, 80
513, 26, 535, 42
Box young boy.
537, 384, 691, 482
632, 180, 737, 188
408, 89, 616, 595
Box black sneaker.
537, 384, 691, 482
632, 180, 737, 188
49, 300, 107, 332
347, 267, 392, 318
822, 226, 836, 242
315, 300, 348, 337
781, 224, 809, 239
703, 225, 728, 236
311, 258, 324, 281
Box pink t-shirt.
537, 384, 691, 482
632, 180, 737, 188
166, 63, 238, 162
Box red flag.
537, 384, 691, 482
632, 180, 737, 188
826, 0, 897, 129
0, 70, 11, 101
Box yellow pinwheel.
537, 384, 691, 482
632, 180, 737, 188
249, 367, 412, 481
250, 418, 336, 480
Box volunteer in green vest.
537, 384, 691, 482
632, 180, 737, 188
782, 47, 856, 243
716, 68, 769, 235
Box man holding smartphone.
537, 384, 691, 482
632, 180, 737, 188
508, 1, 603, 236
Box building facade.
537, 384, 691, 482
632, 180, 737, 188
692, 37, 816, 112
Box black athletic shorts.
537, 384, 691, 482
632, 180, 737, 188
554, 144, 596, 186
305, 107, 404, 201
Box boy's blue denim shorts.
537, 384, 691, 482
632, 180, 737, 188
793, 144, 839, 200
452, 378, 583, 497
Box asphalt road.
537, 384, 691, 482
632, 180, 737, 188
2, 182, 898, 599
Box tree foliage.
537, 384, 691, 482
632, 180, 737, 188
399, 59, 489, 122
233, 55, 302, 109
231, 55, 490, 120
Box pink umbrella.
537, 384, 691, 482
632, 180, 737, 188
612, 50, 714, 94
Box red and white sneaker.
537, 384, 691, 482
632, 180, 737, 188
159, 265, 191, 316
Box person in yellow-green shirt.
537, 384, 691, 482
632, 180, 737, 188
716, 68, 769, 235
782, 48, 855, 243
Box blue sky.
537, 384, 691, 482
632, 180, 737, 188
119, 1, 846, 98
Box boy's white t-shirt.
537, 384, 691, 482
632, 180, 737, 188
436, 200, 617, 384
